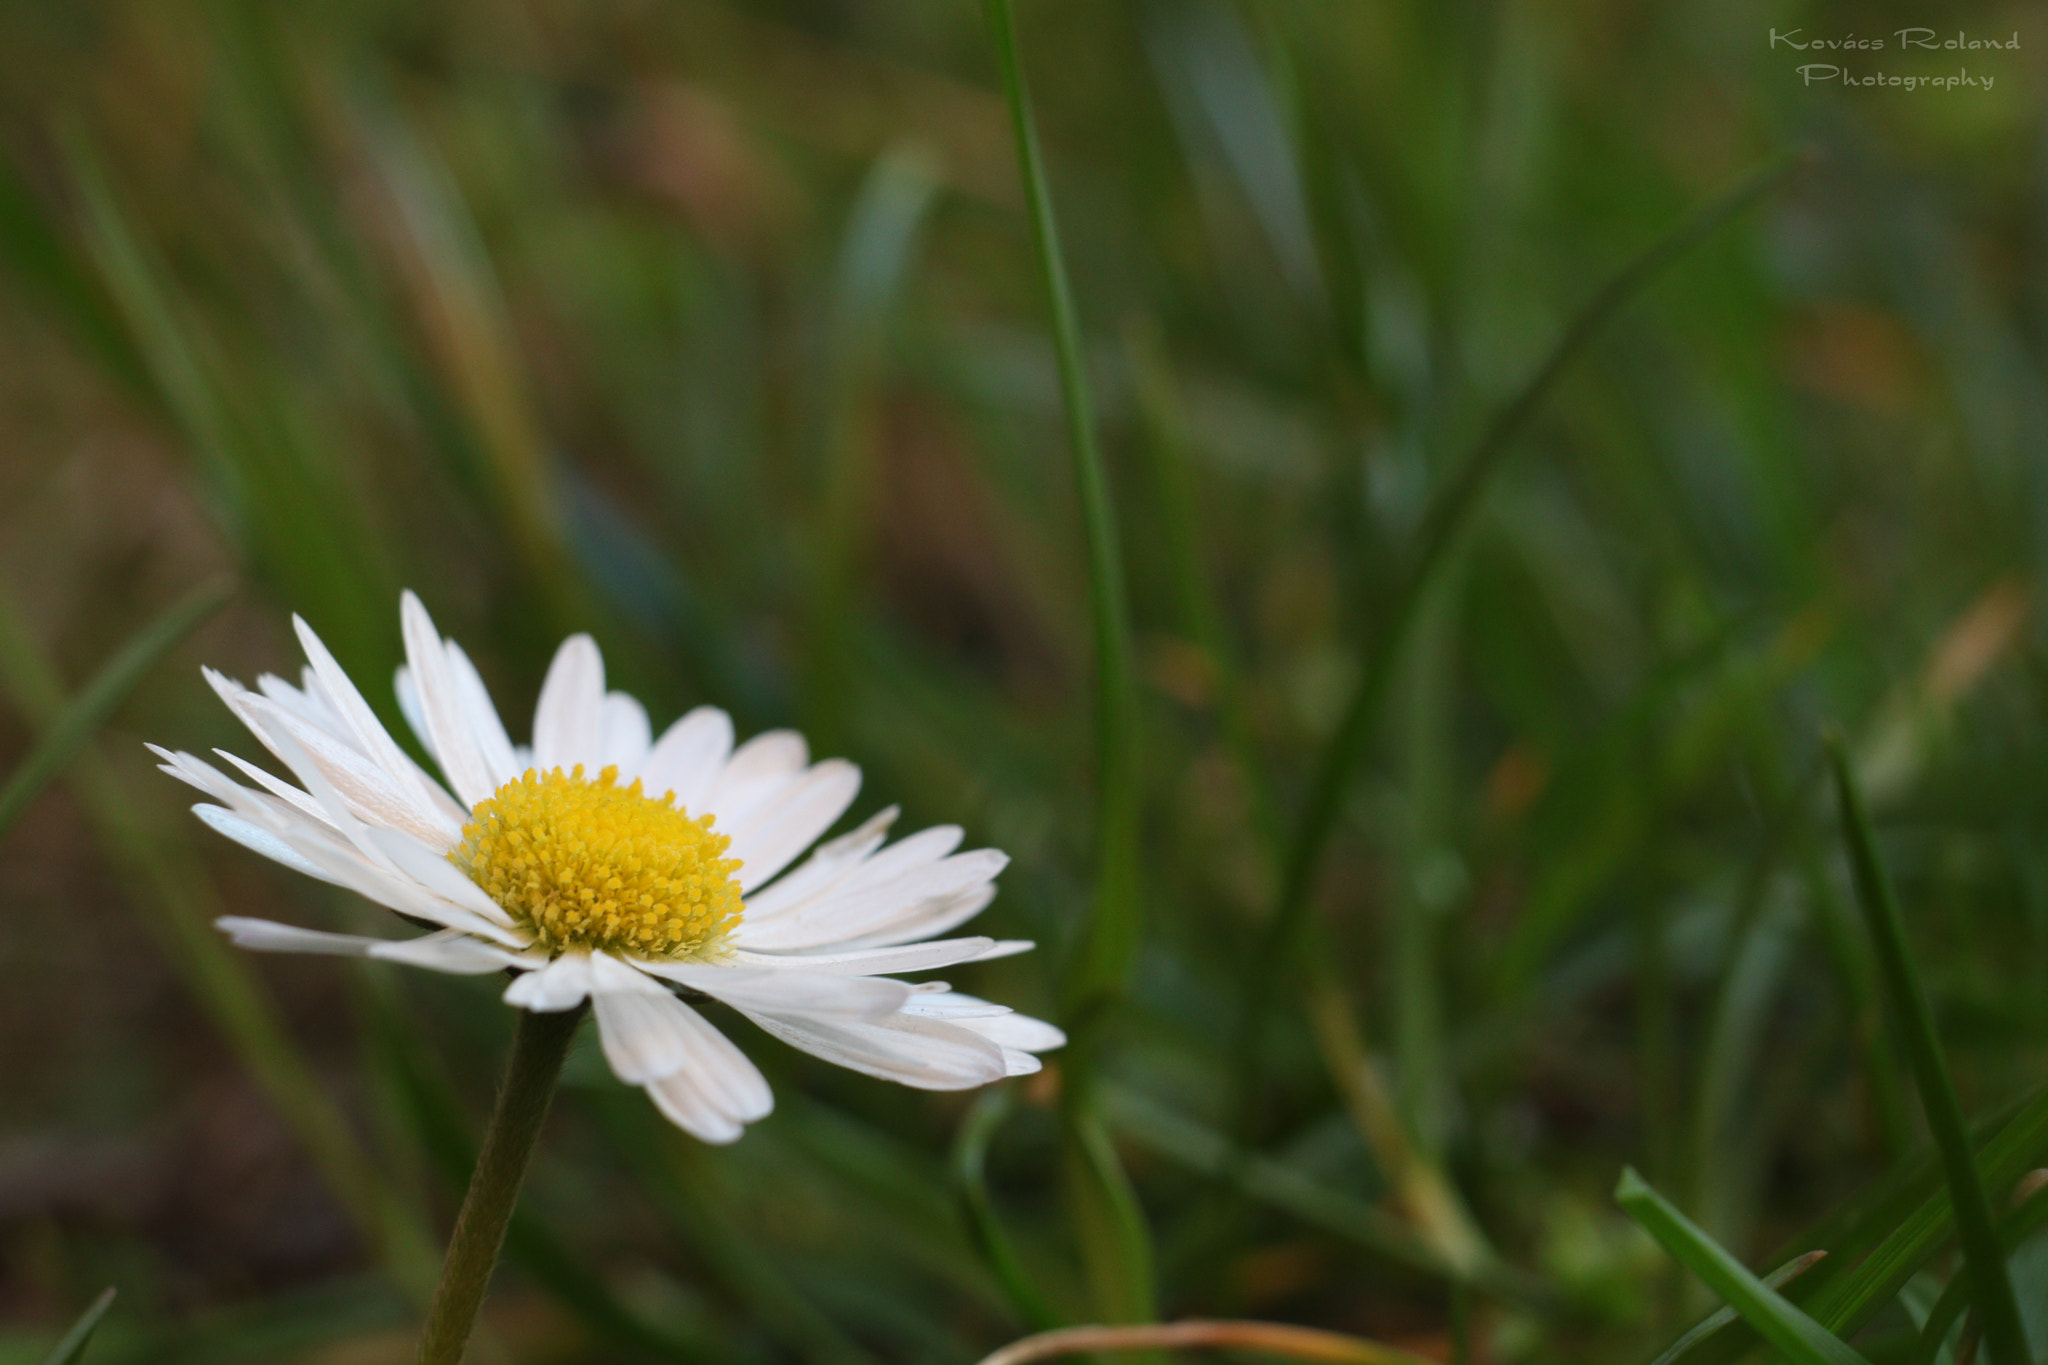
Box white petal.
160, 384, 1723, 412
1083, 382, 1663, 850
214, 918, 520, 975
532, 635, 605, 773
646, 1080, 743, 1143
395, 665, 435, 762
599, 693, 652, 772
633, 960, 909, 1019
741, 1010, 1008, 1090
743, 806, 898, 920
219, 916, 387, 955
726, 760, 862, 893
897, 989, 1012, 1019
362, 826, 515, 927
733, 844, 1007, 950
370, 932, 532, 974
829, 883, 997, 951
445, 640, 520, 787
401, 591, 499, 809
950, 1010, 1067, 1053
711, 730, 808, 803
194, 805, 345, 885
292, 614, 449, 820
644, 1028, 774, 1145
589, 953, 702, 1083
227, 684, 460, 848
504, 952, 594, 1011
255, 671, 345, 732
638, 706, 733, 811
213, 749, 338, 829
727, 937, 1027, 975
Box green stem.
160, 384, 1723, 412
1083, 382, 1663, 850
417, 1004, 587, 1365
1824, 737, 2027, 1365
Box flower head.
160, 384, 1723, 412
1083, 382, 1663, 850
153, 592, 1061, 1142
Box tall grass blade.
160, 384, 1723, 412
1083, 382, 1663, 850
1825, 735, 2028, 1365
0, 577, 230, 839
1616, 1167, 1871, 1365
37, 1288, 115, 1365
984, 0, 1153, 1326
955, 1089, 1062, 1330
807, 145, 942, 749
982, 0, 1142, 1026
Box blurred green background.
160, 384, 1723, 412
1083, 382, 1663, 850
1, 0, 2045, 1361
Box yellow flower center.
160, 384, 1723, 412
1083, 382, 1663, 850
451, 765, 743, 959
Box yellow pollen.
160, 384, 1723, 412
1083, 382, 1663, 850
450, 764, 743, 959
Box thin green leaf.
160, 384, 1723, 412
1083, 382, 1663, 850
1061, 1103, 1159, 1325
807, 145, 942, 750
38, 1288, 115, 1365
982, 0, 1142, 1028
955, 1089, 1062, 1330
0, 578, 231, 839
1825, 734, 2028, 1365
1616, 1167, 1871, 1365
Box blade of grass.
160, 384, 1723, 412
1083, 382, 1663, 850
983, 0, 1153, 1327
1646, 1252, 1828, 1365
0, 151, 147, 395
1229, 152, 1807, 1136
1616, 1167, 1872, 1365
982, 0, 1142, 1031
37, 1289, 115, 1365
955, 1089, 1062, 1331
1825, 734, 2028, 1365
806, 144, 942, 752
0, 578, 231, 838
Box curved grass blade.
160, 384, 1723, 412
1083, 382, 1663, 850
1616, 1168, 1871, 1365
1826, 735, 2028, 1365
1229, 152, 1808, 1133
972, 1319, 1439, 1365
0, 578, 231, 839
983, 0, 1153, 1327
38, 1288, 115, 1365
955, 1089, 1062, 1330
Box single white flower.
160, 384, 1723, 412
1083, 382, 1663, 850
152, 592, 1062, 1143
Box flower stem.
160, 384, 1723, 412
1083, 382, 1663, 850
417, 1003, 587, 1365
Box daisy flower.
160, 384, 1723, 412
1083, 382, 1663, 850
152, 592, 1062, 1143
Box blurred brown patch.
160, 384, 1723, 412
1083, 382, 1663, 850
1924, 575, 2028, 705
1482, 742, 1548, 824
588, 82, 801, 255
872, 397, 1067, 693
1782, 302, 1927, 417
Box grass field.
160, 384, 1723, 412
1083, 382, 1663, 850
1, 1, 2046, 1362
